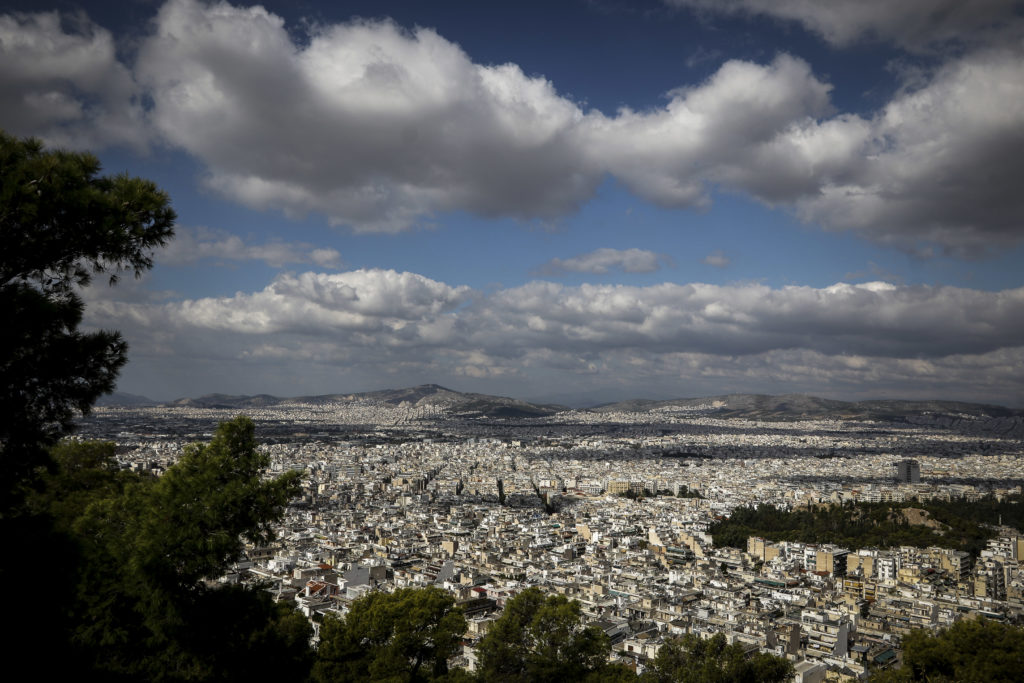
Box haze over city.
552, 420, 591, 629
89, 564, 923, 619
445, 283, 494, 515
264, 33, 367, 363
2, 0, 1022, 406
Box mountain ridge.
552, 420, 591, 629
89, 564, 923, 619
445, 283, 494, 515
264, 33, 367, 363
112, 385, 1023, 428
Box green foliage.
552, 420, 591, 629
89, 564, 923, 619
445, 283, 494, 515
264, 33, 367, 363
642, 633, 792, 683
0, 130, 176, 292
475, 587, 614, 682
710, 495, 1023, 556
128, 417, 300, 591
587, 663, 642, 682
0, 130, 176, 675
0, 130, 175, 509
1, 133, 315, 680
30, 440, 141, 530
870, 619, 1024, 682
41, 418, 305, 680
313, 587, 467, 682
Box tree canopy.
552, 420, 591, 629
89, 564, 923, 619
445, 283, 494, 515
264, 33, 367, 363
314, 586, 467, 682
709, 497, 1023, 558
0, 130, 176, 292
0, 132, 316, 680
475, 587, 613, 682
641, 633, 793, 683
0, 130, 175, 509
870, 619, 1024, 682
0, 129, 178, 676
39, 418, 304, 680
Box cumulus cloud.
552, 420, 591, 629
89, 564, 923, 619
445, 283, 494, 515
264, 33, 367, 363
472, 280, 1024, 358
159, 226, 343, 269
88, 270, 1024, 405
534, 248, 670, 275
89, 270, 471, 339
4, 0, 1022, 256
0, 11, 146, 149
581, 53, 837, 208
665, 0, 1020, 51
133, 0, 593, 232
843, 262, 903, 284
795, 46, 1024, 256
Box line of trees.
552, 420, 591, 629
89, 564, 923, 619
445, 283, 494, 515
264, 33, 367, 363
709, 497, 1023, 556
869, 618, 1023, 682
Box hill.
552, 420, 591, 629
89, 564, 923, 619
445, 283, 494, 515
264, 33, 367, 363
590, 393, 1024, 435
168, 384, 566, 418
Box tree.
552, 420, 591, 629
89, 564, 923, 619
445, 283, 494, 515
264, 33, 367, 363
870, 618, 1024, 682
59, 417, 305, 680
475, 587, 613, 682
0, 135, 312, 680
314, 586, 467, 682
0, 130, 175, 509
0, 130, 176, 676
642, 633, 792, 683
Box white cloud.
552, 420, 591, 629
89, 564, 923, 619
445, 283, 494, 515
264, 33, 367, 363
0, 11, 146, 149
473, 280, 1024, 358
159, 226, 343, 269
535, 248, 670, 275
665, 0, 1020, 51
4, 0, 1022, 256
582, 53, 835, 208
795, 46, 1024, 256
88, 270, 1024, 405
134, 0, 594, 232
90, 269, 471, 336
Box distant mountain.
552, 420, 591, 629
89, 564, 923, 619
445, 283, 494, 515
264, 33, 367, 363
166, 385, 566, 418
170, 393, 282, 409
590, 393, 1024, 436
590, 393, 851, 417
591, 392, 1022, 417
95, 392, 160, 407
155, 387, 1022, 435
335, 384, 567, 418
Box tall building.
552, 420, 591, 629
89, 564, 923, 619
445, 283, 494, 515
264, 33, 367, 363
896, 459, 920, 484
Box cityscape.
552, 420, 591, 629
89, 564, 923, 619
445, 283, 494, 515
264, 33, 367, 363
4, 0, 1024, 679
78, 386, 1024, 680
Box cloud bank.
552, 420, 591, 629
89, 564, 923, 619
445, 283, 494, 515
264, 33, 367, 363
86, 270, 1024, 405
2, 0, 1022, 255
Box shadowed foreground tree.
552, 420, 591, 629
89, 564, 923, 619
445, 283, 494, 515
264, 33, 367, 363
2, 132, 313, 679
870, 618, 1024, 682
41, 418, 307, 680
0, 129, 175, 675
642, 633, 793, 683
474, 587, 616, 682
314, 586, 467, 682
0, 130, 175, 509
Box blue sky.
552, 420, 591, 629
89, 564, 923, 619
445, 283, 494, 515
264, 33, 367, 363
3, 0, 1023, 406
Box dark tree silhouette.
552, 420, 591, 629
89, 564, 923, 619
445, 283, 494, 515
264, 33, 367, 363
0, 130, 175, 508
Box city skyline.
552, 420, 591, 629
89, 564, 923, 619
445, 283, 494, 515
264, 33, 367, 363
2, 0, 1023, 406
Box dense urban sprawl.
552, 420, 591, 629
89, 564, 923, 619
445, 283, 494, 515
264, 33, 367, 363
77, 400, 1024, 681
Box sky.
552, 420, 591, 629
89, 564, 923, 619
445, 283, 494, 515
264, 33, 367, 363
2, 0, 1024, 407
